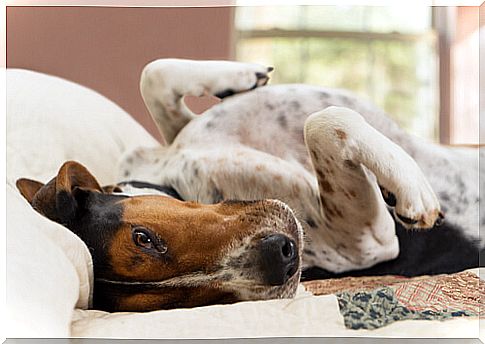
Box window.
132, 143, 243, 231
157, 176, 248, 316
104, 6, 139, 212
234, 6, 439, 142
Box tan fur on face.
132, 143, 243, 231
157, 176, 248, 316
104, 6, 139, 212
110, 197, 261, 281
101, 197, 302, 311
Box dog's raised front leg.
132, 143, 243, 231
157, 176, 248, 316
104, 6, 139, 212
303, 106, 442, 272
141, 59, 273, 144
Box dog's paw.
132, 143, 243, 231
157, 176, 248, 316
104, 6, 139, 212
209, 62, 273, 99
380, 169, 443, 230
141, 59, 272, 102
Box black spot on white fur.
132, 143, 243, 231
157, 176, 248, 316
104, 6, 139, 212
305, 217, 317, 228
215, 89, 235, 99
211, 188, 224, 203
277, 114, 288, 129
119, 181, 183, 201
380, 186, 397, 207
303, 249, 316, 256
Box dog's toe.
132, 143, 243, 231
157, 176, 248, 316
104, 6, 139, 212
394, 195, 441, 230
385, 166, 442, 230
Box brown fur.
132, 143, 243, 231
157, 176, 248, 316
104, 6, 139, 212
110, 197, 263, 281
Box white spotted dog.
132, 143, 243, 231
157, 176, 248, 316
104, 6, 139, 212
120, 58, 484, 280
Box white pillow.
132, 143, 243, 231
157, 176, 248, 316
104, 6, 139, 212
6, 69, 158, 337
7, 69, 157, 185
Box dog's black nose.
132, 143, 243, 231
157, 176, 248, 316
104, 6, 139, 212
260, 234, 299, 286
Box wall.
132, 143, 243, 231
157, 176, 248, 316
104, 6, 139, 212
450, 6, 480, 145
7, 6, 234, 142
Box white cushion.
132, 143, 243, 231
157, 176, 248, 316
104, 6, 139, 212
6, 69, 157, 337
7, 69, 157, 185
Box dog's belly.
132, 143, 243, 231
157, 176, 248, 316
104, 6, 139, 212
173, 85, 483, 243
175, 84, 409, 172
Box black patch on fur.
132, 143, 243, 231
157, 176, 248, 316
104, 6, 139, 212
380, 188, 397, 207
301, 220, 483, 280
439, 191, 450, 202
56, 189, 79, 224
277, 114, 288, 129
305, 217, 317, 228
343, 160, 358, 170
215, 89, 235, 99
119, 181, 183, 201
396, 214, 418, 225
211, 188, 224, 203
64, 192, 126, 274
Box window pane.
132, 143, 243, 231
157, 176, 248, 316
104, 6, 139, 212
235, 6, 438, 141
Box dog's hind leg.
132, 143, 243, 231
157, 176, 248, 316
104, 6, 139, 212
303, 106, 442, 273
140, 59, 273, 144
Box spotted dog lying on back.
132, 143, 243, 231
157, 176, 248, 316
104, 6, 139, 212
17, 59, 483, 312
120, 58, 483, 280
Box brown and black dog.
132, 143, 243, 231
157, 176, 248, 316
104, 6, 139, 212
16, 161, 303, 312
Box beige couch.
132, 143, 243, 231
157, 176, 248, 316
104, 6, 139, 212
6, 69, 481, 339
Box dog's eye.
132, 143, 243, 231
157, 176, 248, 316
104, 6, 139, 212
132, 226, 168, 254
133, 230, 152, 248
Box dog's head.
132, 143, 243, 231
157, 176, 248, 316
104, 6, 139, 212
17, 161, 303, 312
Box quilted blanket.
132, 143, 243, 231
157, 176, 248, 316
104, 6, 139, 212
303, 271, 484, 330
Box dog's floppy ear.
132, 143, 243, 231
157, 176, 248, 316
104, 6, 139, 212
20, 161, 103, 223
16, 178, 45, 204
54, 161, 103, 223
